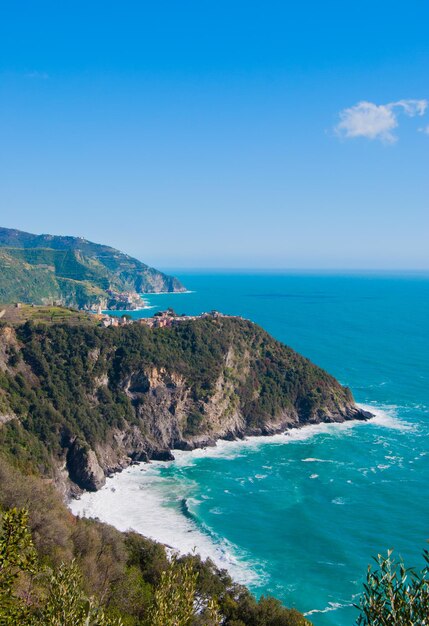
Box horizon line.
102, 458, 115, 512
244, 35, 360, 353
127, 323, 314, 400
157, 267, 429, 274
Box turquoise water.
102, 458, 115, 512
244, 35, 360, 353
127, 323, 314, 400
105, 273, 429, 624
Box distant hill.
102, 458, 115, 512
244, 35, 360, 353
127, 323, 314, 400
0, 227, 185, 308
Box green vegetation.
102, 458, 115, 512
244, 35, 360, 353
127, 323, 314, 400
149, 556, 198, 626
42, 560, 122, 626
3, 452, 427, 625
355, 549, 429, 625
0, 458, 311, 625
0, 306, 414, 625
0, 226, 185, 308
0, 304, 97, 326
0, 316, 356, 481
0, 312, 364, 624
0, 508, 37, 625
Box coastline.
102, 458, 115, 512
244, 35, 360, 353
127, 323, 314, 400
140, 290, 195, 295
69, 403, 403, 586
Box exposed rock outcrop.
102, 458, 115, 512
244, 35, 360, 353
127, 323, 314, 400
67, 439, 106, 491
0, 316, 373, 495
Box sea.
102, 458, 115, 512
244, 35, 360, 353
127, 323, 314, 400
70, 271, 429, 625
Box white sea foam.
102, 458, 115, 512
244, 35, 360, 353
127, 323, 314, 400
305, 601, 352, 615
302, 458, 337, 463
70, 465, 263, 586
163, 421, 365, 468
69, 402, 407, 590
209, 507, 224, 515
358, 403, 414, 431
159, 405, 410, 469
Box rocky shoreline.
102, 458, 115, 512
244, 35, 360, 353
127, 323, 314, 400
66, 403, 373, 497
0, 315, 373, 499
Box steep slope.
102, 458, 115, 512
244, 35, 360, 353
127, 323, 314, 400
0, 315, 370, 493
0, 227, 185, 307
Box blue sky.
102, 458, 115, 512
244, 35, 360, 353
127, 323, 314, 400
0, 1, 428, 269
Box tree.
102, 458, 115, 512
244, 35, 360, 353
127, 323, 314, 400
41, 560, 123, 626
0, 507, 122, 626
356, 549, 429, 625
148, 555, 202, 626
201, 595, 222, 625
0, 507, 36, 624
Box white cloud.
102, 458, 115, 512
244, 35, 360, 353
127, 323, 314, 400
419, 125, 429, 135
394, 99, 427, 116
335, 99, 428, 143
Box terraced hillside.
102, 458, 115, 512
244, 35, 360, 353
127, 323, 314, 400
0, 227, 185, 308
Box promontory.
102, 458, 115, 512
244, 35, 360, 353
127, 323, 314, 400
0, 309, 371, 494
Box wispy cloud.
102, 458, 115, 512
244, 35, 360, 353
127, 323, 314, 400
419, 125, 429, 135
335, 99, 428, 143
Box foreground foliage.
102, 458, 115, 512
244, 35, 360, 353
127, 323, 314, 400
0, 458, 310, 626
149, 556, 199, 626
0, 508, 36, 625
356, 549, 429, 625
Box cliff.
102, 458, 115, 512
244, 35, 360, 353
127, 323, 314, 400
0, 226, 185, 308
0, 316, 370, 493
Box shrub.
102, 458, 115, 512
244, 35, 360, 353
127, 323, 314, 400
356, 549, 429, 625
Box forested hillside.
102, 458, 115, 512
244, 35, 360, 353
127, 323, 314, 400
0, 315, 369, 493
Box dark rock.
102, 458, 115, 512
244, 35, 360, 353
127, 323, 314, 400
172, 440, 195, 451
66, 440, 105, 491
348, 407, 374, 421
201, 437, 217, 447
221, 431, 237, 441
151, 449, 175, 461
130, 450, 150, 462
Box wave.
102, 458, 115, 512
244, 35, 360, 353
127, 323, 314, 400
163, 405, 411, 469
357, 403, 414, 431
70, 467, 264, 587
69, 402, 409, 596
302, 458, 337, 463
179, 497, 194, 520
305, 601, 353, 616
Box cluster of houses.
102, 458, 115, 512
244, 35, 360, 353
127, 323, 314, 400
138, 308, 226, 328
105, 290, 144, 311
98, 315, 132, 328
95, 308, 227, 329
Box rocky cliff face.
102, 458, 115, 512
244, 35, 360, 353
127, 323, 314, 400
0, 317, 371, 494
76, 362, 369, 492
